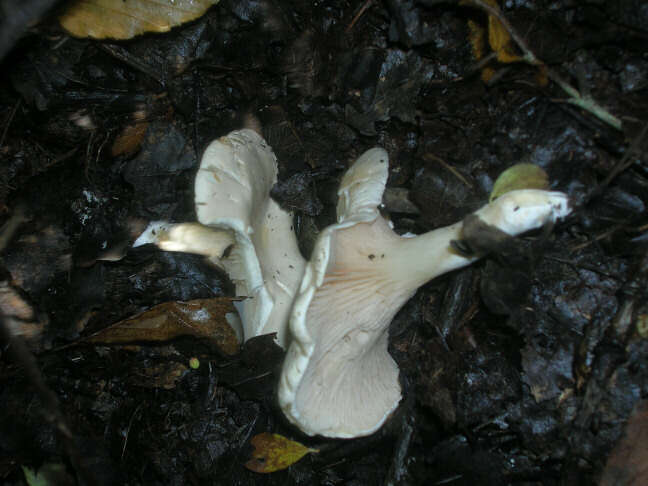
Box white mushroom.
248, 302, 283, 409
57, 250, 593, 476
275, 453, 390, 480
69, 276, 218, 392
133, 221, 234, 257
278, 148, 571, 438
134, 129, 305, 347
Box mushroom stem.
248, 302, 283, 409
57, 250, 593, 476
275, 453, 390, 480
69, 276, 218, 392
390, 221, 472, 291
361, 188, 571, 294
133, 222, 235, 259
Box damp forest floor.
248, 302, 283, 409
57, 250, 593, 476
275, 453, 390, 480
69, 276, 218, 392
0, 1, 647, 485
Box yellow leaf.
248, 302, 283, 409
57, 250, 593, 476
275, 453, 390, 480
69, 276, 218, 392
465, 0, 522, 71
487, 11, 522, 63
244, 433, 318, 473
467, 19, 486, 61
490, 163, 549, 202
59, 0, 220, 40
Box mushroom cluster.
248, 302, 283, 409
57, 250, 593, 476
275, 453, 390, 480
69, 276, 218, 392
135, 129, 571, 438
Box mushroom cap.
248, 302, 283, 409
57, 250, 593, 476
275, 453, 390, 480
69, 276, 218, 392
278, 148, 573, 438
278, 147, 402, 438
194, 129, 305, 346
473, 188, 571, 235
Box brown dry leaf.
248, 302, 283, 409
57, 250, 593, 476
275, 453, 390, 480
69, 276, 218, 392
0, 280, 45, 343
600, 400, 648, 486
87, 298, 239, 355
112, 122, 148, 157
490, 163, 549, 202
535, 64, 549, 87
60, 0, 220, 40
244, 433, 318, 473
133, 361, 189, 389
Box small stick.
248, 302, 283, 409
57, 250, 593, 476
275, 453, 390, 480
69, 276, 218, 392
0, 99, 20, 148
465, 0, 622, 130
424, 153, 474, 188
346, 0, 374, 34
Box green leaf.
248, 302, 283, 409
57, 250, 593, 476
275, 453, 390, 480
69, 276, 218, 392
22, 464, 68, 486
490, 163, 549, 202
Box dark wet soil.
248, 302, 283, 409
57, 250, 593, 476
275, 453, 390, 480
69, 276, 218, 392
1, 1, 647, 485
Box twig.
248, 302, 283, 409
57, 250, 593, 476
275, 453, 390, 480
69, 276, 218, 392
544, 255, 621, 280
0, 312, 98, 484
578, 121, 648, 206
465, 0, 622, 131
121, 403, 144, 459
346, 0, 374, 34
569, 224, 625, 252
424, 153, 474, 188
0, 99, 20, 149
599, 122, 648, 188
0, 203, 29, 252
466, 0, 539, 65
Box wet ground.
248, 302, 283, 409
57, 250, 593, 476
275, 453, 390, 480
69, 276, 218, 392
0, 0, 647, 484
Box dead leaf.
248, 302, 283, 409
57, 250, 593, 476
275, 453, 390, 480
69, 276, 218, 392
490, 163, 549, 202
244, 433, 318, 473
87, 298, 239, 355
467, 19, 486, 62
59, 0, 220, 40
133, 361, 189, 389
465, 0, 523, 80
535, 64, 549, 87
600, 400, 648, 486
485, 1, 522, 63
112, 122, 148, 157
467, 19, 495, 82
23, 463, 74, 486
0, 279, 46, 346
637, 314, 648, 339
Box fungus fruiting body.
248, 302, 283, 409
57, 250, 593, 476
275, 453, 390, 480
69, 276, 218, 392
134, 129, 305, 347
134, 221, 234, 258
134, 130, 571, 439
278, 148, 571, 438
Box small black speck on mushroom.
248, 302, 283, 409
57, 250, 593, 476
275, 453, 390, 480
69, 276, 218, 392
368, 254, 375, 260
514, 206, 520, 211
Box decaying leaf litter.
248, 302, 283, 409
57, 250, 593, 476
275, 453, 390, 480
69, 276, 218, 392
0, 0, 647, 484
